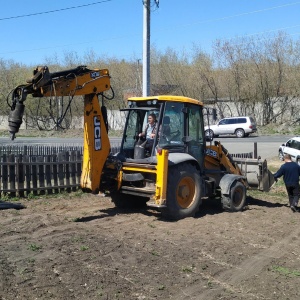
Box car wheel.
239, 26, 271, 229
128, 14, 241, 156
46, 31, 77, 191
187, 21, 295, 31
278, 151, 284, 161
297, 158, 300, 166
235, 129, 245, 138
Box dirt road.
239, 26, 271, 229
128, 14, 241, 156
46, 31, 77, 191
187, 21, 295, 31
1, 161, 300, 299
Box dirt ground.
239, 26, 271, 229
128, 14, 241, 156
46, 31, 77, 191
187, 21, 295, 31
1, 159, 300, 300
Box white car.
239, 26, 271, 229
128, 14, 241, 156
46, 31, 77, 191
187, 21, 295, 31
205, 116, 257, 138
278, 137, 300, 164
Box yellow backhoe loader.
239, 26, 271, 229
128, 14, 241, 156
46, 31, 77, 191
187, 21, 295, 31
7, 66, 275, 220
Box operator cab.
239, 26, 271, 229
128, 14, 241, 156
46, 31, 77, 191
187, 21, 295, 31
118, 96, 206, 165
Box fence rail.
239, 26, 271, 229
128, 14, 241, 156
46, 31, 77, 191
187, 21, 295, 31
230, 152, 253, 159
0, 144, 83, 157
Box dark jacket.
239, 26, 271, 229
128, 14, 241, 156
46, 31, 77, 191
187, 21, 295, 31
274, 161, 300, 186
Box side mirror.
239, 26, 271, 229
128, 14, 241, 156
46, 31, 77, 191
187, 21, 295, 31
205, 135, 213, 142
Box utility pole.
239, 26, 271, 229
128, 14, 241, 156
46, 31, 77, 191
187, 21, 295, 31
142, 0, 159, 97
142, 0, 150, 96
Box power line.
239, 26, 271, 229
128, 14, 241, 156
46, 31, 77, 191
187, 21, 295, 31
1, 1, 300, 58
158, 1, 300, 31
0, 0, 112, 21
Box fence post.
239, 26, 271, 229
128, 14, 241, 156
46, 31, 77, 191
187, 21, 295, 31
58, 152, 65, 192
17, 154, 25, 197
70, 151, 77, 191
9, 154, 16, 197
24, 155, 31, 197
45, 155, 52, 194
2, 154, 8, 197
38, 156, 45, 195
65, 151, 71, 193
32, 156, 38, 196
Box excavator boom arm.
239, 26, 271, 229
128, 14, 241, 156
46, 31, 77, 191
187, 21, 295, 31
8, 65, 111, 138
8, 65, 113, 193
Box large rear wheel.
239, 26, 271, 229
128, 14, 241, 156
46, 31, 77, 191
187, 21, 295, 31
161, 163, 201, 220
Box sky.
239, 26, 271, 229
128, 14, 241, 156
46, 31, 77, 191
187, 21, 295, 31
0, 0, 300, 66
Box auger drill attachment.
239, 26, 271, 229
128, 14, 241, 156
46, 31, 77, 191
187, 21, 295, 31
8, 66, 51, 140
8, 86, 27, 140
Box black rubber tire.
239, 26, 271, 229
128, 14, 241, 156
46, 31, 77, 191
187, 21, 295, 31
278, 151, 284, 161
161, 163, 201, 220
235, 129, 245, 138
205, 129, 214, 140
223, 181, 246, 212
297, 158, 300, 166
111, 191, 149, 209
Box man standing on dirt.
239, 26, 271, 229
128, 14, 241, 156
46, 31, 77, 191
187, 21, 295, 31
274, 153, 300, 212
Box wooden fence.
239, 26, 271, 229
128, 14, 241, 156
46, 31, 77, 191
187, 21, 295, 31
0, 144, 83, 197
0, 143, 121, 197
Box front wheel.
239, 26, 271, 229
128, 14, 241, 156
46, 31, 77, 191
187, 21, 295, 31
161, 163, 201, 220
222, 181, 246, 212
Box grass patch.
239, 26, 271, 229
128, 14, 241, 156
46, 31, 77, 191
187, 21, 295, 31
150, 250, 160, 256
272, 265, 300, 277
80, 245, 89, 251
28, 243, 42, 251
182, 266, 194, 273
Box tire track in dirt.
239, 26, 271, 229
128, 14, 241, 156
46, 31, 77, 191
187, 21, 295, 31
175, 226, 300, 299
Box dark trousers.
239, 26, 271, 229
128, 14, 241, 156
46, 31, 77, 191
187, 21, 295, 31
285, 184, 299, 207
145, 138, 154, 149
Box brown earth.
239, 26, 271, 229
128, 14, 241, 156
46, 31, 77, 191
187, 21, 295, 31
1, 159, 300, 300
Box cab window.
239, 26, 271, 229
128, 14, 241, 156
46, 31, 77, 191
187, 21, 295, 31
187, 104, 205, 162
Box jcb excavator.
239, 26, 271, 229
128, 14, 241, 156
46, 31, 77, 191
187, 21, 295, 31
7, 66, 275, 220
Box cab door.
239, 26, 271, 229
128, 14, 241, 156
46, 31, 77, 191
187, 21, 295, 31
186, 104, 205, 165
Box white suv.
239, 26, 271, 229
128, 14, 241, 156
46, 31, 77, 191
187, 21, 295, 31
205, 116, 257, 138
278, 137, 300, 164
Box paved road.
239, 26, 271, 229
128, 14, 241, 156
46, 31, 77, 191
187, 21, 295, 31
0, 135, 294, 160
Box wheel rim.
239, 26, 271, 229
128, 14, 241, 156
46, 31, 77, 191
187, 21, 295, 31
176, 176, 195, 208
232, 186, 244, 207
236, 130, 243, 138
